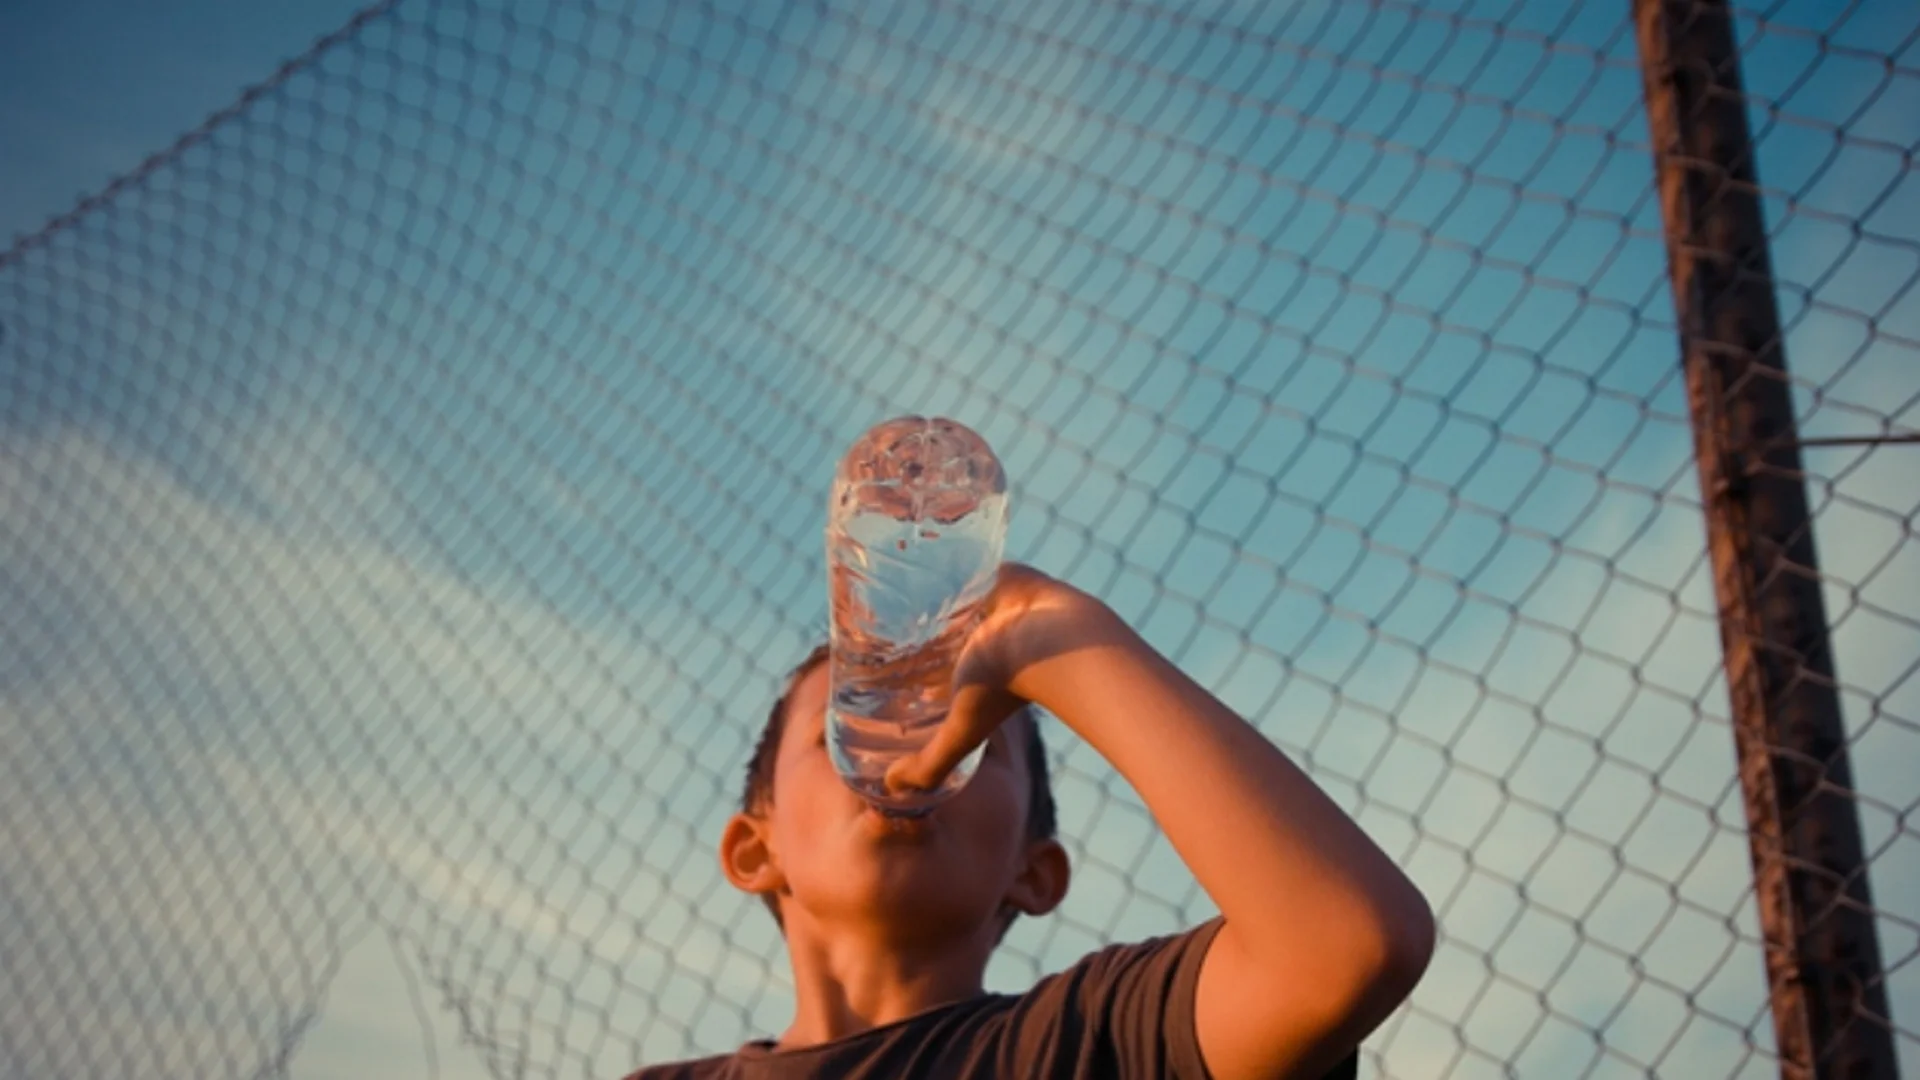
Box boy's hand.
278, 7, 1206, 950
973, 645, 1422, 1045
882, 562, 1117, 795
889, 559, 1434, 1080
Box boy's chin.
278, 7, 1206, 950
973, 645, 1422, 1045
831, 833, 993, 919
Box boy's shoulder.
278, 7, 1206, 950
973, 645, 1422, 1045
622, 920, 1225, 1079
622, 921, 1361, 1079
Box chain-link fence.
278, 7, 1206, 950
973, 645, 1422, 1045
1, 0, 1914, 1077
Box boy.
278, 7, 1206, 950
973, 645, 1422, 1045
627, 564, 1433, 1078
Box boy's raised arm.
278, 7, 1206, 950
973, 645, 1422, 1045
889, 564, 1436, 1080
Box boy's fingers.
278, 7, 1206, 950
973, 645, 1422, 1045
882, 681, 1020, 794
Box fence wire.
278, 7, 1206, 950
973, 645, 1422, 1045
1, 1, 1915, 1078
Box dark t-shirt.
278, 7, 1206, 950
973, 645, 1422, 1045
623, 920, 1360, 1079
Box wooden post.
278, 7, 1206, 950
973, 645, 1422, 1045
1631, 2, 1895, 1078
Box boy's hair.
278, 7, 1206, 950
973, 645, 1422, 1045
739, 644, 1060, 932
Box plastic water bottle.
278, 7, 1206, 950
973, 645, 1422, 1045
826, 416, 1009, 815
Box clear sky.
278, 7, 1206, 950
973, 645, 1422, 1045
0, 0, 372, 245
2, 1, 1915, 1079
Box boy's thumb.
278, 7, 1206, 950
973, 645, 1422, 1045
882, 743, 953, 796
881, 681, 1012, 795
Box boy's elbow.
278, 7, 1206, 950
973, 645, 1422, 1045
1290, 890, 1434, 1039
1351, 890, 1437, 1017
1200, 893, 1435, 1079
1386, 899, 1437, 996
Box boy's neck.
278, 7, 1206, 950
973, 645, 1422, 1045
775, 915, 995, 1048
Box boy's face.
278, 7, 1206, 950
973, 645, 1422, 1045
731, 663, 1064, 942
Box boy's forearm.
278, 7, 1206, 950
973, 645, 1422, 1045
1013, 597, 1433, 999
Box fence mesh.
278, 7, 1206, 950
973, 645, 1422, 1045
1, 0, 1915, 1077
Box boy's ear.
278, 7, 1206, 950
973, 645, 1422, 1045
1005, 837, 1071, 918
719, 811, 786, 898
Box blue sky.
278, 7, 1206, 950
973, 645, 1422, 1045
2, 1, 1916, 1078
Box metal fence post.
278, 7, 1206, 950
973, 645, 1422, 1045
1631, 2, 1896, 1077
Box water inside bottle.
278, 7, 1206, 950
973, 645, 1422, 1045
826, 419, 1007, 815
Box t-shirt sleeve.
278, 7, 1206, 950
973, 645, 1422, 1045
1004, 918, 1361, 1080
